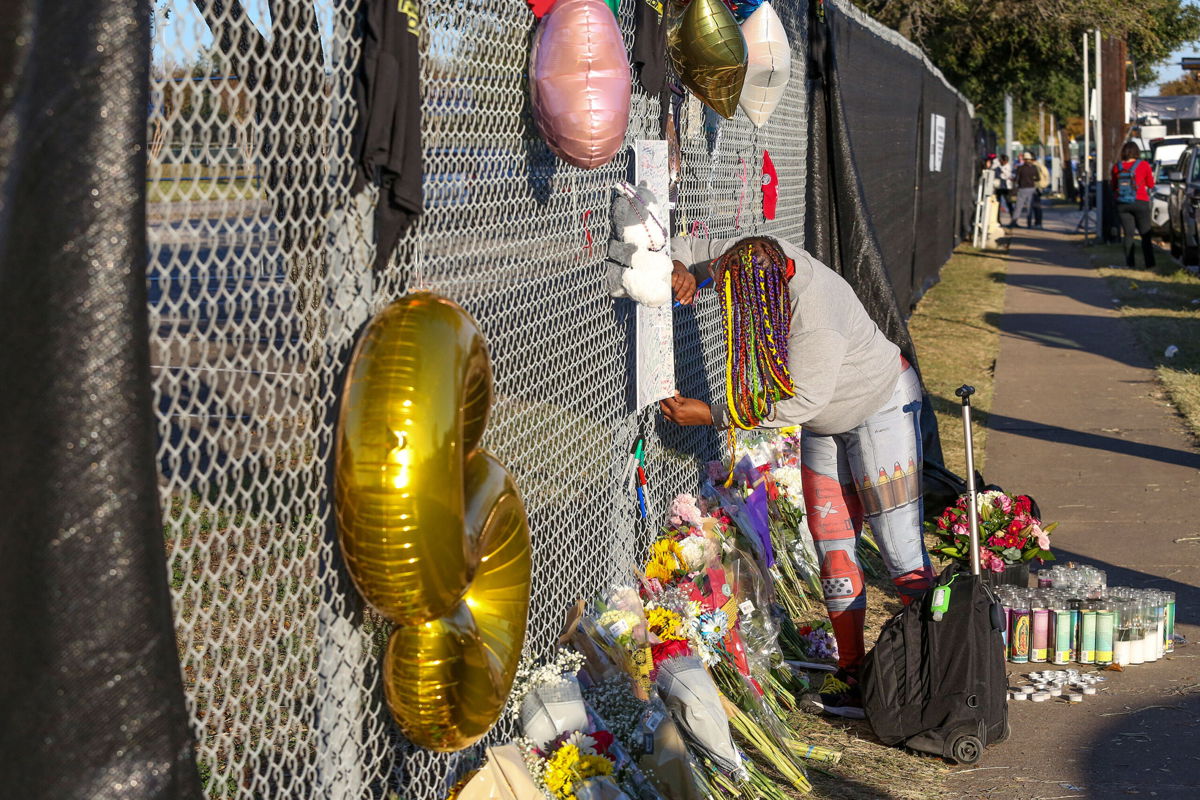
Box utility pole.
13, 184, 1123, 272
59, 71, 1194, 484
1005, 94, 1013, 159
1051, 112, 1060, 193
1095, 28, 1104, 242
1083, 32, 1091, 244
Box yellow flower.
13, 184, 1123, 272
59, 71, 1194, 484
643, 539, 684, 582
647, 607, 686, 641
543, 743, 613, 800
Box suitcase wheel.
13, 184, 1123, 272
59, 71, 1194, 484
950, 735, 983, 765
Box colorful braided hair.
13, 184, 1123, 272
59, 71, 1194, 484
714, 237, 795, 432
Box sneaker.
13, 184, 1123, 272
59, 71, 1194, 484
805, 670, 866, 719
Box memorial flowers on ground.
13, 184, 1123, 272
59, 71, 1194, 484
927, 490, 1057, 572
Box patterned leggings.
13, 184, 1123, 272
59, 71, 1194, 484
801, 363, 934, 670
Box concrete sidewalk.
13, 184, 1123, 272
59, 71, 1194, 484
946, 208, 1200, 799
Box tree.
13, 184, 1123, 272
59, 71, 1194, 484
1159, 71, 1200, 95
851, 0, 1200, 129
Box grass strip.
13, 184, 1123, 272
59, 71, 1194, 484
1092, 243, 1200, 444
908, 246, 1010, 477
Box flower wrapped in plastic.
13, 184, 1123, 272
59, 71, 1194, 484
511, 650, 590, 749
457, 743, 543, 800
583, 675, 708, 800
653, 655, 744, 779
722, 543, 780, 676
707, 660, 809, 793
572, 587, 670, 705
520, 673, 591, 751
709, 473, 774, 574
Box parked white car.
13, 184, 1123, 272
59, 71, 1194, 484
1152, 159, 1174, 238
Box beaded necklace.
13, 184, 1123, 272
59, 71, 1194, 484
716, 241, 794, 434
629, 194, 668, 252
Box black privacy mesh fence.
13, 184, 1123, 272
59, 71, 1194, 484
1, 1, 973, 798
822, 1, 977, 314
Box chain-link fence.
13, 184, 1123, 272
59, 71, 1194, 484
145, 1, 968, 798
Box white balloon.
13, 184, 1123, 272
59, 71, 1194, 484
738, 3, 791, 128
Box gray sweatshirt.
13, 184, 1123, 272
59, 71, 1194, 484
672, 235, 900, 435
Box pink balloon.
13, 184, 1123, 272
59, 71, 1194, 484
530, 0, 631, 170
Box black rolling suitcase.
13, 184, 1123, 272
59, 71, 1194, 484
859, 385, 1009, 764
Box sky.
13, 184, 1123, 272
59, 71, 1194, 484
159, 0, 1195, 95
1153, 0, 1200, 92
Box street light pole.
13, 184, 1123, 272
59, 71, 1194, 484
1005, 94, 1013, 159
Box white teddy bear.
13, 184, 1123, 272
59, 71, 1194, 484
605, 181, 674, 307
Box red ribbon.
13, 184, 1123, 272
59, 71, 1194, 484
582, 209, 594, 254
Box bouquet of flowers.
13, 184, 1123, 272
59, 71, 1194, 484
575, 594, 752, 796
641, 497, 755, 678
637, 499, 811, 794
529, 731, 619, 800
583, 676, 708, 800
507, 649, 665, 800
927, 490, 1057, 573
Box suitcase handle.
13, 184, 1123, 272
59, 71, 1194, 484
956, 385, 982, 576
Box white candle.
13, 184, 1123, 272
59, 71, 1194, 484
1144, 630, 1159, 662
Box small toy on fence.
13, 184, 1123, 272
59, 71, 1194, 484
606, 183, 674, 306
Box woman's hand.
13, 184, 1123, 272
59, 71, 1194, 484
659, 392, 712, 426
671, 261, 697, 305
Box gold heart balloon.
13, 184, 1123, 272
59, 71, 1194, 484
667, 0, 748, 119
335, 293, 532, 751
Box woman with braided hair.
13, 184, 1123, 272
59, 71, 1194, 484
662, 235, 933, 720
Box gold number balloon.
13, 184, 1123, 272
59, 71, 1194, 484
666, 0, 748, 119
335, 292, 532, 752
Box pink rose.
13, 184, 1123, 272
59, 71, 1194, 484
996, 494, 1013, 513
670, 494, 703, 527
952, 523, 968, 536
1030, 523, 1050, 550
669, 516, 682, 527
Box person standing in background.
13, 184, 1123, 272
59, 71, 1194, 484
1110, 140, 1157, 269
1026, 156, 1050, 229
993, 154, 1014, 223
1010, 151, 1040, 228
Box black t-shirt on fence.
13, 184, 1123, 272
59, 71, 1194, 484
352, 0, 423, 270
